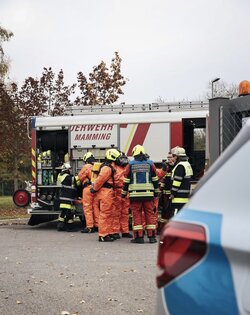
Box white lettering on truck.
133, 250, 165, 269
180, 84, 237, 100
70, 124, 117, 148
70, 124, 114, 132
74, 133, 111, 141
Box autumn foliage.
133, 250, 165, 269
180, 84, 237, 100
0, 52, 127, 192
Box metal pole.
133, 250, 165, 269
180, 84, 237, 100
211, 78, 220, 98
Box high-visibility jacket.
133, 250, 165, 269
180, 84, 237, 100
122, 159, 159, 200
171, 160, 193, 205
57, 172, 77, 209
161, 164, 173, 196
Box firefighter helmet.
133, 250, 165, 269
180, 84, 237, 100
132, 144, 145, 157
83, 152, 94, 162
61, 162, 71, 171
171, 146, 186, 157
106, 148, 121, 161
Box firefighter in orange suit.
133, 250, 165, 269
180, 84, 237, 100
141, 155, 166, 231
122, 145, 159, 244
90, 148, 121, 242
78, 152, 99, 233
112, 152, 133, 239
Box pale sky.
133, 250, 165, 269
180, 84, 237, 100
1, 0, 250, 103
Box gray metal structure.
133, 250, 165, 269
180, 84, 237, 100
209, 95, 250, 165
65, 101, 209, 115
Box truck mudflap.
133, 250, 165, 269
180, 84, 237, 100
28, 213, 59, 226
27, 200, 84, 226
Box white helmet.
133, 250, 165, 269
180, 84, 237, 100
62, 162, 71, 171
171, 146, 186, 157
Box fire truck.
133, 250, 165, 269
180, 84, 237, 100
13, 101, 208, 225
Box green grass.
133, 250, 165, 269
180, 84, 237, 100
0, 196, 28, 219
0, 196, 14, 209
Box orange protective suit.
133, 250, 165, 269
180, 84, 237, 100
141, 167, 166, 229
112, 165, 130, 234
92, 163, 116, 237
78, 163, 99, 229
130, 199, 156, 237
122, 157, 159, 240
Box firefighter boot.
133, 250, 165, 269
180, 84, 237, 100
81, 227, 94, 233
148, 230, 157, 243
112, 233, 121, 240
130, 237, 144, 244
99, 235, 114, 242
149, 236, 157, 243
57, 221, 66, 231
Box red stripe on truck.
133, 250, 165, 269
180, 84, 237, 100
127, 123, 150, 156
171, 122, 183, 148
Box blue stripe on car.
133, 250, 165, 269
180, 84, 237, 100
162, 208, 239, 315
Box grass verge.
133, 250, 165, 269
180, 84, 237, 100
0, 196, 28, 219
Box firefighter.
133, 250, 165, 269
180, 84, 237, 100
78, 152, 99, 233
158, 152, 175, 233
90, 148, 121, 242
140, 153, 166, 233
169, 146, 193, 216
57, 162, 78, 232
112, 152, 133, 239
122, 145, 159, 244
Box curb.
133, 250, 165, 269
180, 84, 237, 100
0, 218, 29, 226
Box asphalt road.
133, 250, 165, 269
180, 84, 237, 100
0, 220, 158, 315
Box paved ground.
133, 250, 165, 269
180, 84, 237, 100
0, 220, 158, 315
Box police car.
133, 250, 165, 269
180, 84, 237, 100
156, 119, 250, 315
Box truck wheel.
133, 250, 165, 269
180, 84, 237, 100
13, 189, 31, 207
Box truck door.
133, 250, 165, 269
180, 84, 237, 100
183, 118, 206, 180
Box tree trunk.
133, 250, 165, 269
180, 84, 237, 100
13, 154, 19, 191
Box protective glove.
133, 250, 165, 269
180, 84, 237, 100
169, 194, 174, 200
90, 188, 97, 194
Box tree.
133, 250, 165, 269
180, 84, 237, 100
0, 25, 13, 83
75, 52, 127, 105
0, 52, 127, 193
7, 52, 127, 119
0, 68, 76, 190
14, 68, 76, 117
0, 83, 30, 191
206, 80, 238, 99
40, 67, 76, 115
